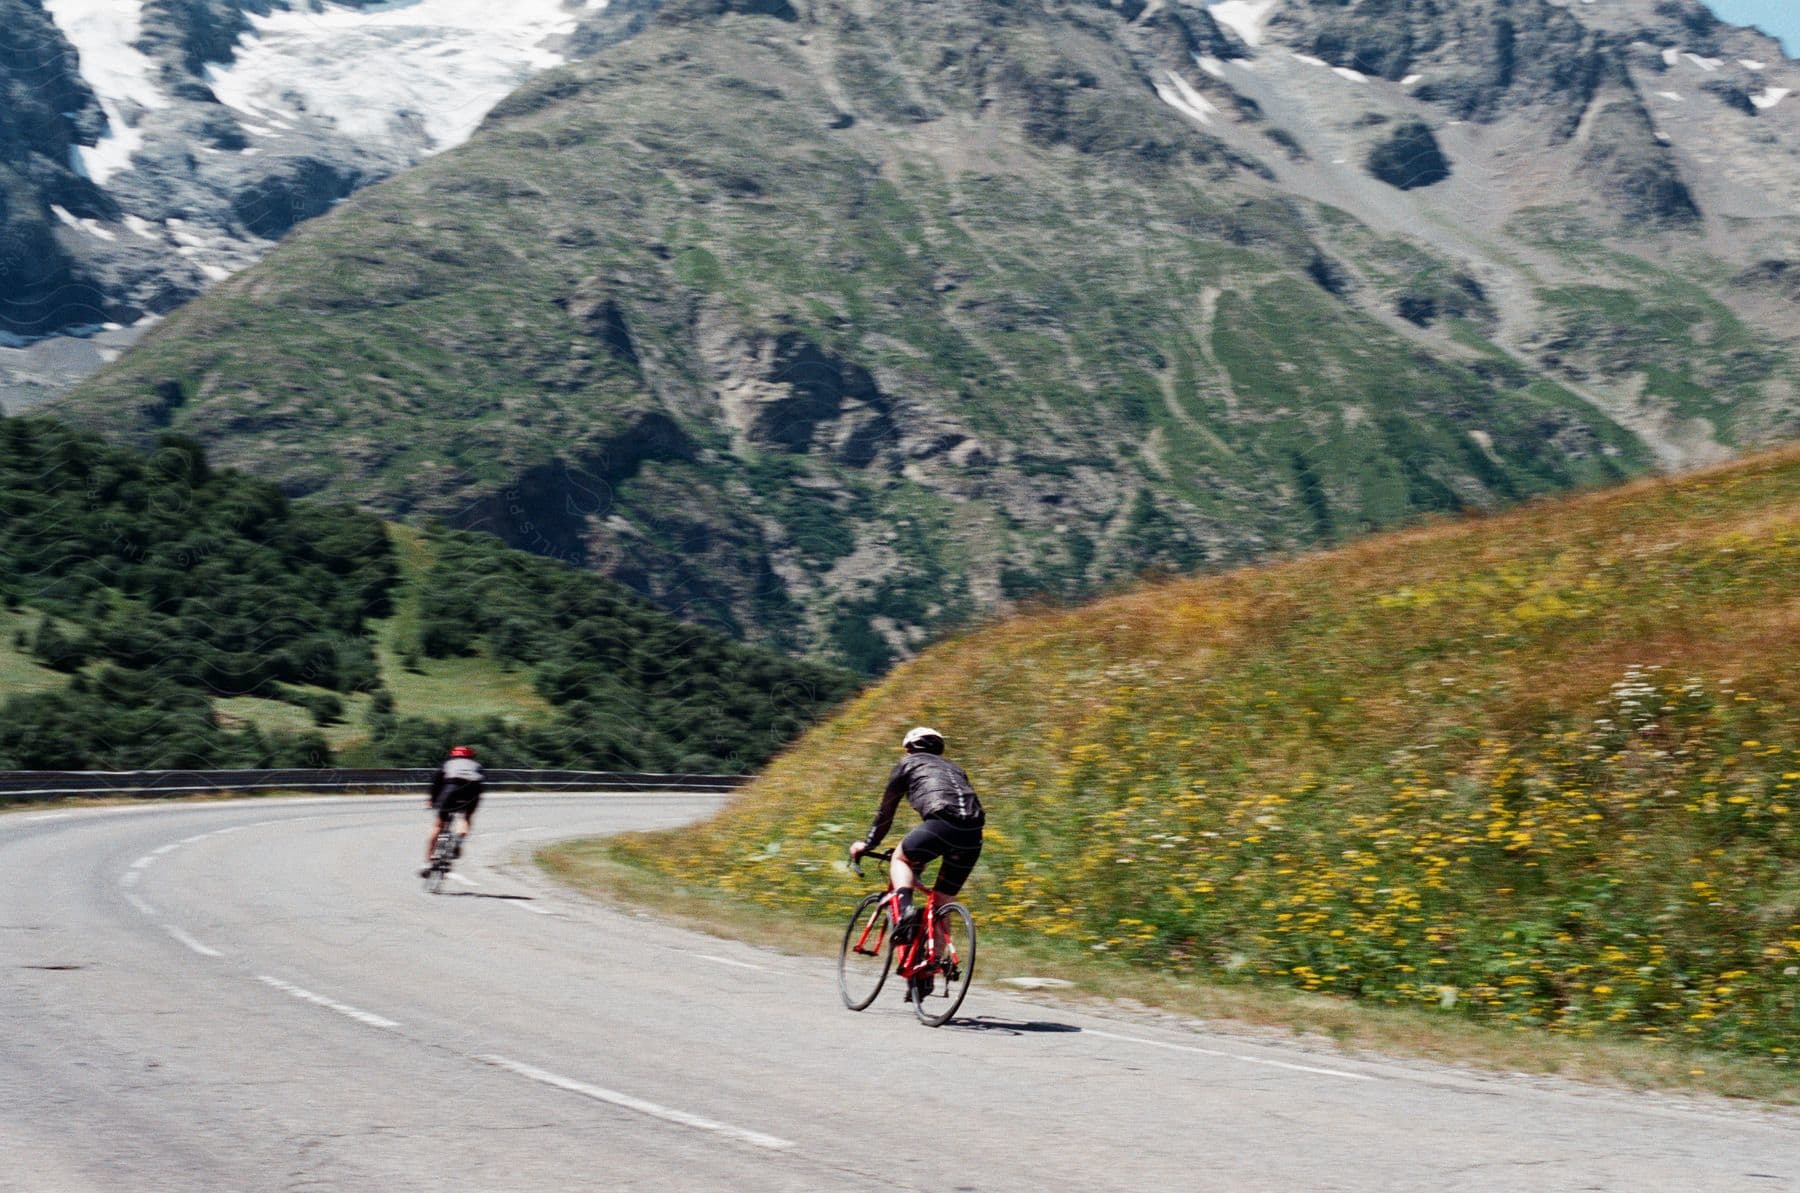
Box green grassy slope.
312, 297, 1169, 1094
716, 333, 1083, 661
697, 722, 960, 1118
211, 524, 554, 754
54, 0, 1668, 668
615, 443, 1800, 1061
0, 418, 855, 771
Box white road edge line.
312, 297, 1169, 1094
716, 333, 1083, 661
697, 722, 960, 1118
164, 926, 222, 957
1080, 1028, 1376, 1082
124, 892, 157, 916
449, 872, 480, 887
26, 812, 73, 822
257, 976, 400, 1030
692, 953, 765, 971
516, 902, 554, 916
475, 1054, 795, 1151
119, 870, 141, 888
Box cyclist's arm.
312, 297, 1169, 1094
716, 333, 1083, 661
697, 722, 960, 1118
861, 762, 910, 849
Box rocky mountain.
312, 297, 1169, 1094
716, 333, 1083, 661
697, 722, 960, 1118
52, 0, 1800, 669
1, 0, 654, 404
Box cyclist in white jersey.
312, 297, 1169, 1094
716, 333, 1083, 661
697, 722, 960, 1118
421, 745, 485, 876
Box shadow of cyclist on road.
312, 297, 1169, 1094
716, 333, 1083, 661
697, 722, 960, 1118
942, 1016, 1083, 1035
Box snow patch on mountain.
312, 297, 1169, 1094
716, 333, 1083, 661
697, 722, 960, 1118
1208, 1, 1277, 50
40, 0, 166, 183
1155, 71, 1220, 126
205, 0, 599, 155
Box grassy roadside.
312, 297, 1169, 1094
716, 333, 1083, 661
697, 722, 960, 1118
608, 445, 1800, 1067
538, 841, 1800, 1106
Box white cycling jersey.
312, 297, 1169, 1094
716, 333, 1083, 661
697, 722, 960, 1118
441, 757, 483, 784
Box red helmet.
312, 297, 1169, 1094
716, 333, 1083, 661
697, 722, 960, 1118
448, 745, 476, 759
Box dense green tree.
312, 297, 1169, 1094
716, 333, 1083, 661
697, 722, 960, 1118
0, 419, 856, 773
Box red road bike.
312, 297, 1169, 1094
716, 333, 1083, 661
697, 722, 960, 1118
839, 848, 976, 1027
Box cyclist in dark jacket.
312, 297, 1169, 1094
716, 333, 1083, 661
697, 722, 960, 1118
848, 727, 985, 945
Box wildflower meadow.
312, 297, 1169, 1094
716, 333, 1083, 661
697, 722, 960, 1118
614, 445, 1800, 1062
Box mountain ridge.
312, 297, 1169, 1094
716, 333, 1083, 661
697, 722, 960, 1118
51, 0, 1800, 668
0, 0, 662, 409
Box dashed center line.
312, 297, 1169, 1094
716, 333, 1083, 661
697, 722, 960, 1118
1079, 1028, 1376, 1082
475, 1055, 795, 1151
692, 953, 765, 972
257, 976, 400, 1030
164, 926, 222, 957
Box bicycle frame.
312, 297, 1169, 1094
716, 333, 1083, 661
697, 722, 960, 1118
850, 858, 958, 982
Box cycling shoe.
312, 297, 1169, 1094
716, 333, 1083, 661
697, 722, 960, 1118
891, 906, 921, 945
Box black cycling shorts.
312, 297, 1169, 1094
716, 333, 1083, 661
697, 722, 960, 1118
433, 785, 481, 819
900, 815, 984, 897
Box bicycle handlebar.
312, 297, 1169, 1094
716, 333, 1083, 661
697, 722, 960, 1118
850, 847, 893, 875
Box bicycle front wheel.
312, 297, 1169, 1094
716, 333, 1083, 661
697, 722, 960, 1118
914, 902, 976, 1027
838, 892, 894, 1010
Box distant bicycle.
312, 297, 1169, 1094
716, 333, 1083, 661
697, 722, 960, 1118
839, 848, 976, 1027
421, 829, 465, 895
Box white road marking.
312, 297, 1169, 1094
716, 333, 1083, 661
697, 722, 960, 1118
124, 892, 157, 916
692, 953, 765, 972
130, 855, 157, 869
475, 1054, 795, 1151
120, 870, 141, 888
515, 902, 554, 916
164, 926, 221, 957
449, 872, 480, 887
151, 842, 181, 856
1080, 1028, 1376, 1082
26, 812, 73, 822
257, 976, 400, 1030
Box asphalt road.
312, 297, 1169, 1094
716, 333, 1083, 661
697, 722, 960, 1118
3, 794, 1794, 1192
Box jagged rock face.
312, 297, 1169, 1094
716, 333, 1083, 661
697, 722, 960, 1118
51, 0, 1800, 666
1577, 89, 1700, 227
0, 0, 645, 346
0, 0, 113, 335
1365, 119, 1449, 189
1283, 0, 1606, 132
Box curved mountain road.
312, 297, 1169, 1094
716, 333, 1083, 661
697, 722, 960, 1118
3, 795, 1793, 1191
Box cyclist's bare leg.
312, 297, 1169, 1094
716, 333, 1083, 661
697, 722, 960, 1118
889, 846, 916, 898
425, 815, 448, 863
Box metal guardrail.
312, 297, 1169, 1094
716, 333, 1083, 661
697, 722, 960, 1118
0, 769, 753, 801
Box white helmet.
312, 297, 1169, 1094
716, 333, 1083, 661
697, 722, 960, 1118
902, 726, 945, 754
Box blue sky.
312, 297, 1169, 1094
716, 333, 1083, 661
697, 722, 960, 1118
1705, 1, 1799, 57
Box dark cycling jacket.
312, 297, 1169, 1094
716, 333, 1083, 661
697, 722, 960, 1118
863, 753, 984, 848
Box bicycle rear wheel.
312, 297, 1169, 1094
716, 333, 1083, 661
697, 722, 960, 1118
913, 902, 976, 1027
423, 839, 453, 894
838, 892, 894, 1010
